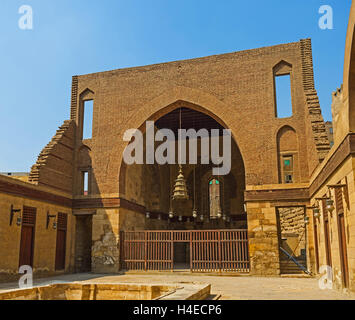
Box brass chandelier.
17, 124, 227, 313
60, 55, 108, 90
172, 164, 189, 200
172, 108, 188, 201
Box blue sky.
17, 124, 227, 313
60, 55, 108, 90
0, 0, 351, 172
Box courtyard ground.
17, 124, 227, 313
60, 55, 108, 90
0, 273, 353, 300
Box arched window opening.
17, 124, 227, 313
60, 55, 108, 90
273, 60, 293, 118
275, 75, 292, 118
79, 88, 95, 140
277, 125, 298, 184
83, 100, 93, 140
282, 155, 294, 184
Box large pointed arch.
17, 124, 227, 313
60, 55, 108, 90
117, 86, 247, 195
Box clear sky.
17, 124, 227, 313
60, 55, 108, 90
0, 0, 351, 172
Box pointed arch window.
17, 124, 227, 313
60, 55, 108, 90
79, 89, 95, 140
273, 61, 293, 118
83, 100, 93, 139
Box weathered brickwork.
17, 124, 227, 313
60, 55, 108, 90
247, 202, 280, 276
279, 207, 305, 236
69, 39, 328, 198
331, 86, 345, 146
29, 120, 76, 194
300, 39, 330, 167
91, 209, 120, 273
278, 207, 306, 258
70, 76, 79, 121
42, 39, 329, 275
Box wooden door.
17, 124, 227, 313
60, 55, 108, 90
338, 213, 349, 288
19, 206, 36, 268
55, 213, 68, 270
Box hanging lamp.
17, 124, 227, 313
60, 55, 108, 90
192, 164, 198, 218
173, 165, 189, 200
169, 189, 174, 218
217, 171, 223, 219
168, 114, 175, 219
172, 108, 189, 200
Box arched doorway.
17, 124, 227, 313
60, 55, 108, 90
119, 104, 249, 272
119, 106, 246, 230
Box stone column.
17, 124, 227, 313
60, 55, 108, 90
246, 202, 280, 276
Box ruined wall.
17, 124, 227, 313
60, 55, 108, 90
279, 207, 305, 235
278, 207, 306, 258
247, 202, 280, 276
332, 86, 347, 146
69, 39, 327, 197
65, 40, 331, 275
91, 208, 120, 273
29, 120, 76, 194
300, 39, 331, 174
22, 39, 331, 277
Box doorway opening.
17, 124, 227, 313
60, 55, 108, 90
173, 242, 190, 271
119, 104, 247, 232
276, 207, 307, 274
74, 214, 93, 273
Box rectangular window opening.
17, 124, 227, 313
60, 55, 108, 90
275, 74, 293, 118
83, 100, 93, 139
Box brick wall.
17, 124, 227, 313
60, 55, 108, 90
70, 39, 329, 197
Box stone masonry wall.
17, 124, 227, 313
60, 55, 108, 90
247, 202, 280, 276
278, 207, 306, 257
279, 207, 305, 234
91, 209, 120, 273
